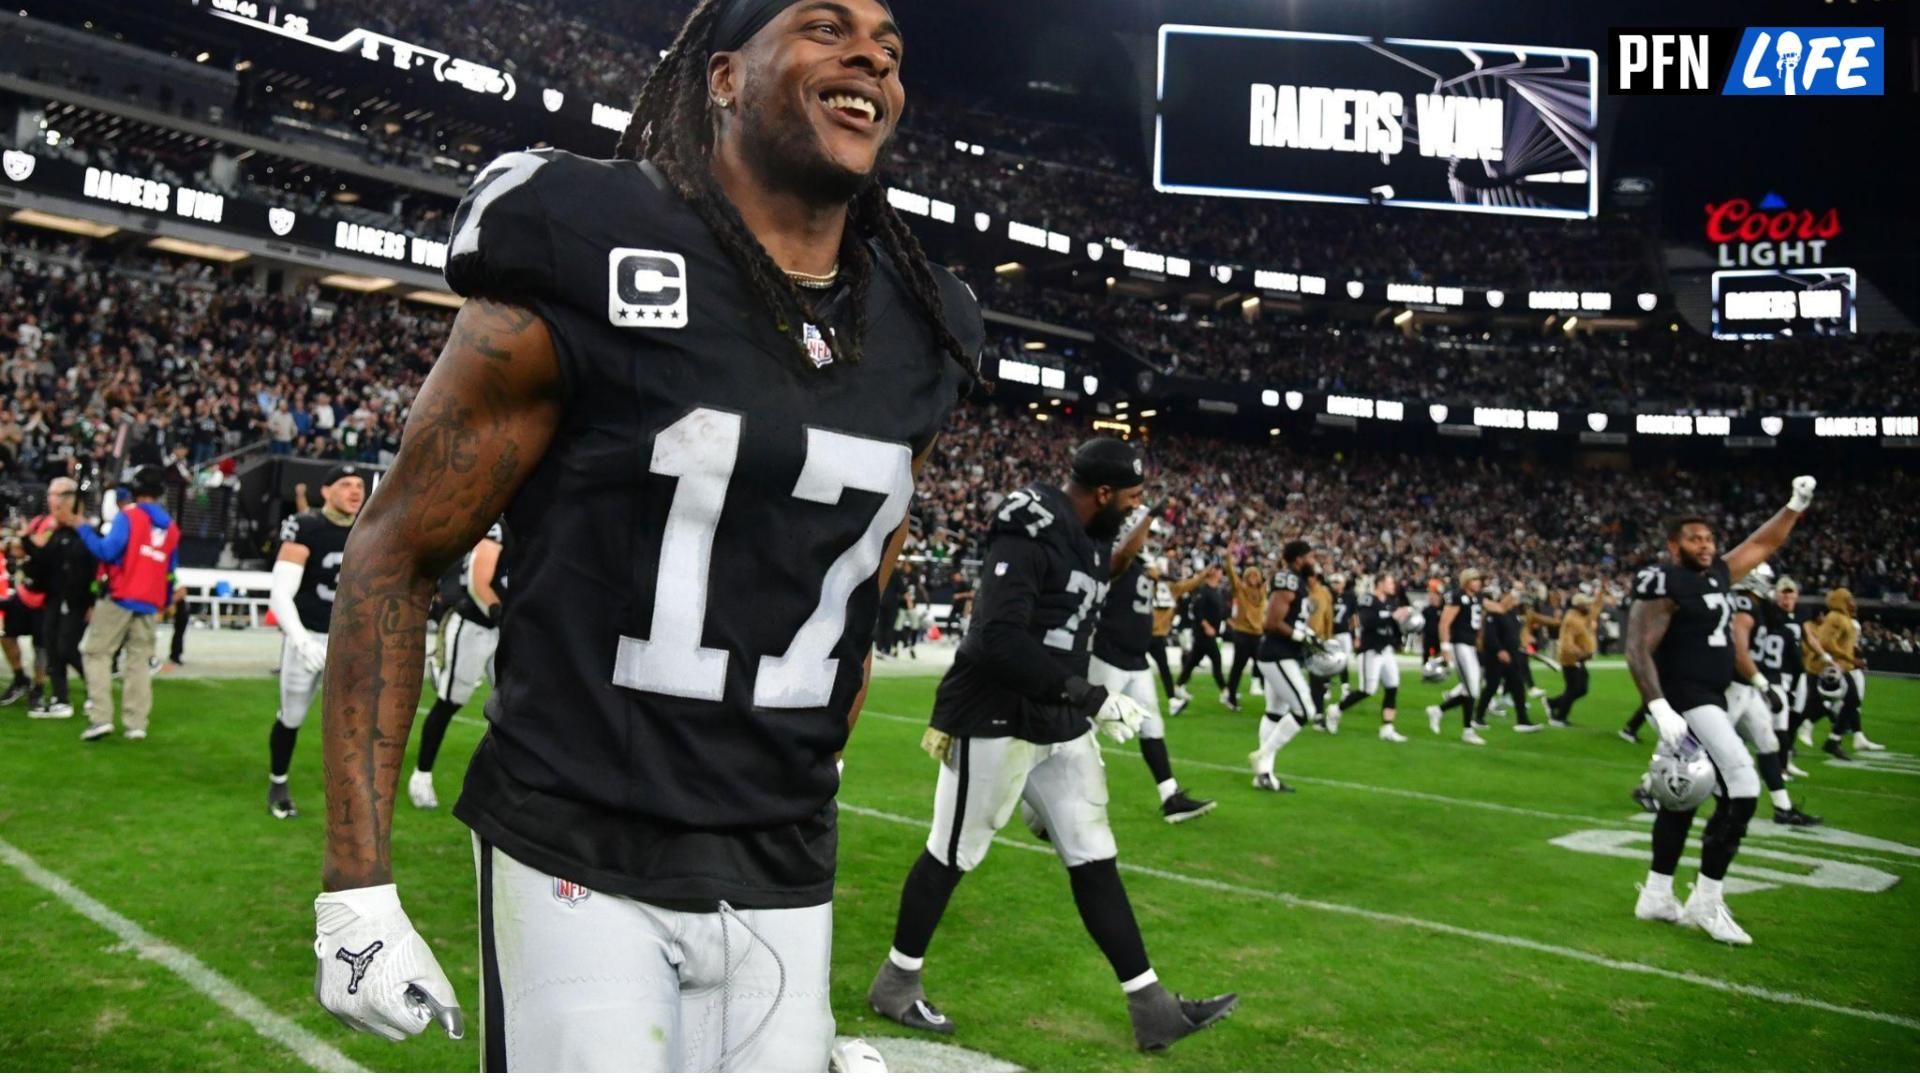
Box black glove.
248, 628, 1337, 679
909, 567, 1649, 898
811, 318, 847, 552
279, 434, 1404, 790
1062, 675, 1111, 720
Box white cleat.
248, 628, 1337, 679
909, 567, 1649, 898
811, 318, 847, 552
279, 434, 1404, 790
1633, 885, 1683, 924
1168, 696, 1189, 717
1528, 687, 1548, 699
1680, 891, 1752, 945
1175, 685, 1193, 703
1461, 728, 1487, 747
1426, 704, 1443, 735
408, 769, 439, 810
1797, 726, 1814, 748
1378, 724, 1408, 743
1853, 733, 1886, 752
1324, 704, 1341, 735
1785, 761, 1810, 779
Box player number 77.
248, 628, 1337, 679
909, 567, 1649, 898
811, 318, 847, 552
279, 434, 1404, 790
611, 407, 913, 709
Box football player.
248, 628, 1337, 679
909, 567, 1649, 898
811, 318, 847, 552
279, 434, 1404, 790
1472, 585, 1539, 736
265, 466, 362, 818
0, 533, 26, 706
1248, 539, 1323, 790
1426, 568, 1487, 738
1727, 566, 1820, 826
1628, 477, 1816, 945
1304, 567, 1337, 729
1220, 550, 1266, 712
1328, 570, 1358, 705
409, 520, 509, 810
312, 0, 984, 1069
1169, 564, 1229, 712
868, 438, 1236, 1052
1764, 577, 1813, 776
1545, 591, 1597, 726
1331, 572, 1411, 742
1147, 553, 1205, 699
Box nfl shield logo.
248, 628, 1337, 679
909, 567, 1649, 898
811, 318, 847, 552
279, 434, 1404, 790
542, 88, 565, 113
552, 878, 591, 907
802, 322, 834, 368
3, 149, 34, 182
268, 208, 296, 236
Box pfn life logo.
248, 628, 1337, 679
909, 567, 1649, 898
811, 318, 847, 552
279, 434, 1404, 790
1610, 27, 1882, 95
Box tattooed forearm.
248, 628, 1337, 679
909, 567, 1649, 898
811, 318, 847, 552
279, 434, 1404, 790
320, 300, 563, 892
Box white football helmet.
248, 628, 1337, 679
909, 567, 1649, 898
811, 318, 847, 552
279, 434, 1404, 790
1648, 737, 1717, 812
1421, 656, 1447, 682
1817, 668, 1846, 702
1307, 636, 1351, 677
1403, 611, 1426, 634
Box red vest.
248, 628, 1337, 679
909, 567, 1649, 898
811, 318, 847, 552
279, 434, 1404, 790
105, 503, 180, 610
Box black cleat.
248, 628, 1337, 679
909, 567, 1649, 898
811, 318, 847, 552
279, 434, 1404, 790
1631, 786, 1659, 813
1252, 772, 1296, 794
868, 960, 956, 1035
1823, 738, 1853, 762
1161, 789, 1217, 824
1618, 726, 1641, 744
1127, 983, 1238, 1051
0, 680, 29, 707
268, 781, 299, 820
1773, 806, 1823, 827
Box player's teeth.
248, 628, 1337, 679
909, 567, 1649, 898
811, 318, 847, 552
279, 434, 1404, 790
825, 94, 875, 120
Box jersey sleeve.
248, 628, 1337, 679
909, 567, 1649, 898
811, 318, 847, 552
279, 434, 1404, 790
444, 150, 565, 304
1631, 565, 1670, 601
970, 533, 1075, 700
484, 519, 506, 544
989, 488, 1061, 542
1272, 571, 1300, 594
278, 513, 301, 546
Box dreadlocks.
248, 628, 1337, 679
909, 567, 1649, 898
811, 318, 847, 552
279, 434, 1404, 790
614, 0, 983, 390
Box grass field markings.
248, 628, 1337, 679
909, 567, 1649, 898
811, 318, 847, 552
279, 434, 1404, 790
836, 803, 1920, 1034
0, 835, 366, 1072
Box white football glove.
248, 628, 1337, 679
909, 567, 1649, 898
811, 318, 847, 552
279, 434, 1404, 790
298, 637, 329, 674
1646, 698, 1690, 747
1295, 627, 1324, 653
314, 884, 463, 1042
1788, 475, 1817, 512
1751, 673, 1785, 717
1094, 692, 1148, 744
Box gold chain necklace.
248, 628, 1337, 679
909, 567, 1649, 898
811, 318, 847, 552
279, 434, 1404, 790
786, 263, 840, 290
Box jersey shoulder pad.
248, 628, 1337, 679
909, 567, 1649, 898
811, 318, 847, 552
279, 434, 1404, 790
990, 486, 1063, 541
1453, 590, 1473, 607
445, 149, 645, 305
926, 261, 987, 359
280, 512, 326, 547
1731, 592, 1757, 614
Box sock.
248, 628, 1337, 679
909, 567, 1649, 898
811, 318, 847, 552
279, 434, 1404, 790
1756, 750, 1786, 796
1698, 796, 1757, 879
1121, 969, 1159, 994
1650, 807, 1696, 875
887, 948, 922, 972
415, 698, 462, 773
1256, 714, 1303, 758
1066, 858, 1151, 984
1139, 737, 1174, 786
1155, 778, 1178, 801
1694, 875, 1725, 903
269, 718, 300, 779
890, 851, 965, 961
1643, 869, 1674, 896
1624, 706, 1648, 734
1338, 689, 1368, 710
268, 772, 289, 785
1770, 788, 1793, 812
1440, 694, 1469, 713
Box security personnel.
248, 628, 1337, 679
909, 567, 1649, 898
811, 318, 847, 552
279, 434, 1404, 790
71, 467, 179, 740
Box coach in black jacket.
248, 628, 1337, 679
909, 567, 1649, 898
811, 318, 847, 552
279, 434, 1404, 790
1473, 585, 1539, 733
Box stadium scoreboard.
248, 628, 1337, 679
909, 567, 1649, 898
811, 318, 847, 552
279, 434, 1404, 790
1711, 268, 1857, 340
1154, 25, 1599, 219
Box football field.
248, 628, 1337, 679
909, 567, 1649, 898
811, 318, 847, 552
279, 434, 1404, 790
2, 650, 1917, 1071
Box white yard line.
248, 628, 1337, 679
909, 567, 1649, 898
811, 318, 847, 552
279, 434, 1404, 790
837, 803, 1920, 1033
0, 837, 365, 1072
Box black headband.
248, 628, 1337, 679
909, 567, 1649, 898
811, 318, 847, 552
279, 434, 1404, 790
710, 0, 895, 54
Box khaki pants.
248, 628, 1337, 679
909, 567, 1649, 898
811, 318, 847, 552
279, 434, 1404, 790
83, 602, 157, 733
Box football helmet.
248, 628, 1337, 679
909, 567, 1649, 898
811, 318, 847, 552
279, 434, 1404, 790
1648, 737, 1717, 812
1736, 562, 1776, 596
1421, 656, 1447, 682
1307, 636, 1351, 677
1403, 611, 1426, 634
1817, 668, 1846, 702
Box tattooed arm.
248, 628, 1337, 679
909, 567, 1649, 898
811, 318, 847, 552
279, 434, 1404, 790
321, 300, 562, 892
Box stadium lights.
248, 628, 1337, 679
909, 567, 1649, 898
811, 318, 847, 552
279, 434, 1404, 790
8, 208, 119, 237
1813, 416, 1916, 437
318, 273, 398, 292
195, 51, 210, 62
1261, 389, 1281, 407
1392, 309, 1414, 326
147, 237, 249, 263
994, 261, 1023, 275
405, 290, 464, 308
1140, 409, 1159, 418
1034, 412, 1051, 421
1023, 340, 1048, 350
1268, 427, 1281, 436
1635, 414, 1732, 436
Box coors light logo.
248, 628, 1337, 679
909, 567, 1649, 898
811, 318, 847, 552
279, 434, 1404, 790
1706, 192, 1840, 268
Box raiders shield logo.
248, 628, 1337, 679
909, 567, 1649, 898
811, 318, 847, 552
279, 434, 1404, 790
552, 878, 591, 907
3, 150, 34, 183
542, 88, 565, 112
608, 248, 689, 329
268, 208, 296, 236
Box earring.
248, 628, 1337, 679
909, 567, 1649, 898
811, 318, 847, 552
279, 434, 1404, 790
714, 96, 732, 109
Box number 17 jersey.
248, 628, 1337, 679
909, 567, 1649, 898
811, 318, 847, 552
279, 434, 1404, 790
444, 149, 981, 909
1633, 557, 1734, 712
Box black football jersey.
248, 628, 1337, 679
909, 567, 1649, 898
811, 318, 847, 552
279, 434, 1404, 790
278, 512, 351, 634
1759, 602, 1805, 676
1093, 557, 1155, 671
452, 519, 511, 628
1258, 568, 1311, 661
1356, 595, 1399, 652
443, 150, 980, 908
1446, 588, 1482, 645
1333, 589, 1354, 637
1633, 557, 1735, 711
933, 484, 1108, 744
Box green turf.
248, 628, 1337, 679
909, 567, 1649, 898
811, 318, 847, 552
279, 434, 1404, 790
0, 664, 1915, 1071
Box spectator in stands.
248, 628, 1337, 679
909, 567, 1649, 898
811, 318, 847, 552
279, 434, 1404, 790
267, 400, 296, 455
68, 467, 179, 742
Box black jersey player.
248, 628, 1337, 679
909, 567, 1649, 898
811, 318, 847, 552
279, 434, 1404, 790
1628, 477, 1816, 946
265, 465, 363, 819
1333, 572, 1412, 742
868, 438, 1236, 1052
1248, 539, 1323, 789
409, 519, 510, 811
1726, 566, 1821, 827
1428, 568, 1489, 738
312, 0, 985, 1070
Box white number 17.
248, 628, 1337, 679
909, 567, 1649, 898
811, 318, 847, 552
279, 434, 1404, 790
611, 408, 913, 709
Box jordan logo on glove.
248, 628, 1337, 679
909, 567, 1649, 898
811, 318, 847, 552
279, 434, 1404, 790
336, 941, 385, 995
